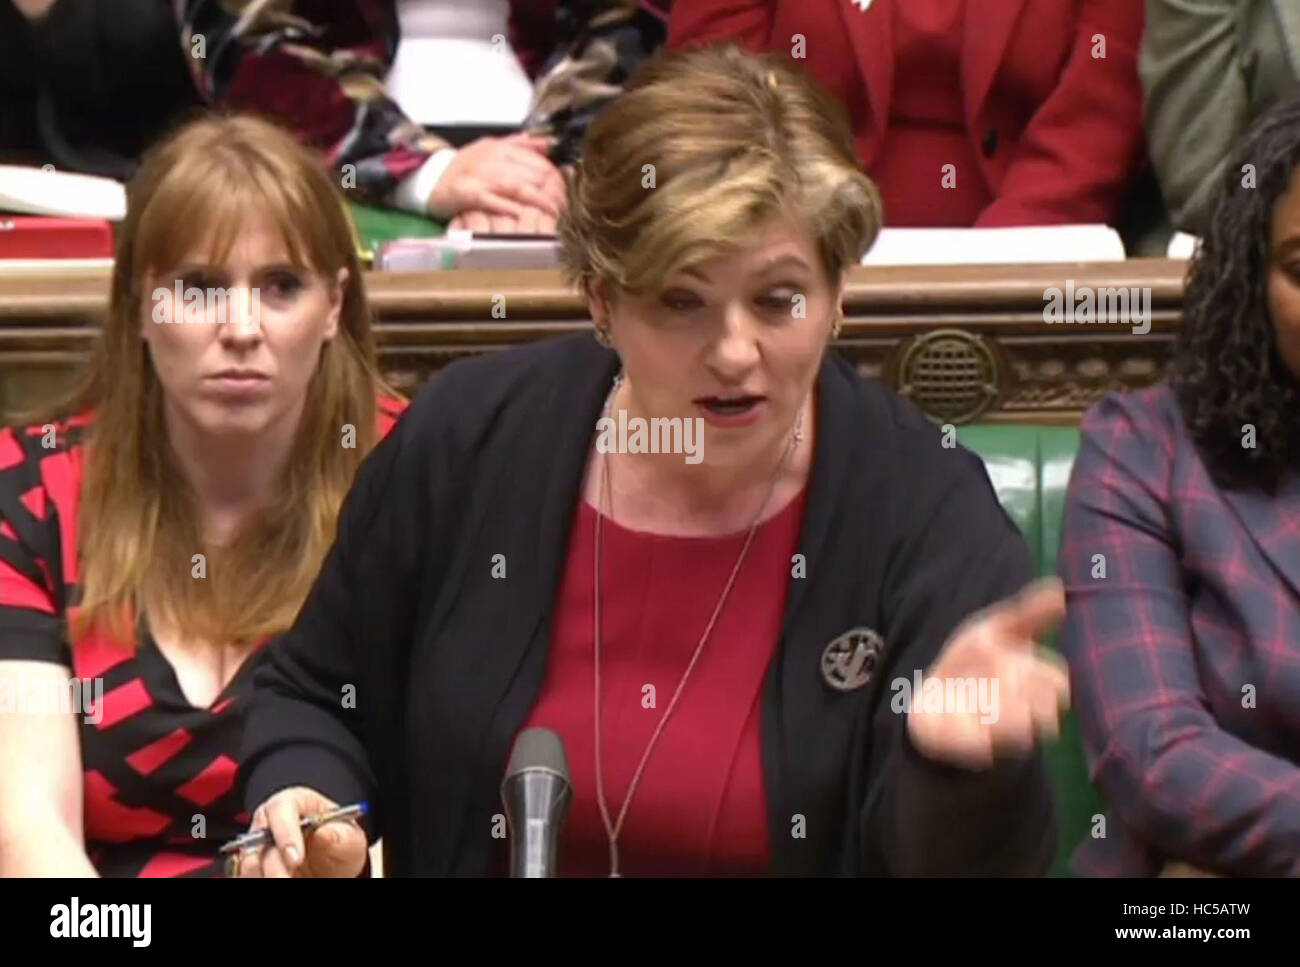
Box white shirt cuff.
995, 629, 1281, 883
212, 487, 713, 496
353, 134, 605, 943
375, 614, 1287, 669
388, 148, 458, 216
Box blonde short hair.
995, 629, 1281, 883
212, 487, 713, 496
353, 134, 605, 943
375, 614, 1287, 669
559, 43, 883, 299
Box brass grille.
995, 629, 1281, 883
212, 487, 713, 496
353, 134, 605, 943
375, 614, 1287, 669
896, 329, 1000, 424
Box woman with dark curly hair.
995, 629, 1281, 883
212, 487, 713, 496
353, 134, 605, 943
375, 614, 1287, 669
1058, 100, 1300, 877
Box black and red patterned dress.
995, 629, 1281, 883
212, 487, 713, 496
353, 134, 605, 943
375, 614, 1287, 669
0, 400, 404, 876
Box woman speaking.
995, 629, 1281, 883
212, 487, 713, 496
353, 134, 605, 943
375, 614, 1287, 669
236, 44, 1068, 877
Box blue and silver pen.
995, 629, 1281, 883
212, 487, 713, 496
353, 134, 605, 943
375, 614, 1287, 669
220, 801, 368, 856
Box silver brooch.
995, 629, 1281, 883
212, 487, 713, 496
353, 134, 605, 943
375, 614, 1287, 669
821, 627, 885, 691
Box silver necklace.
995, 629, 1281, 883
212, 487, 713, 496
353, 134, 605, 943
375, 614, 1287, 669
592, 374, 803, 876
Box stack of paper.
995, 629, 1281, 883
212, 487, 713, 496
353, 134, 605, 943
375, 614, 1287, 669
862, 224, 1127, 265
375, 224, 1130, 272
377, 229, 560, 271
0, 165, 126, 221
0, 166, 122, 264
1166, 232, 1199, 259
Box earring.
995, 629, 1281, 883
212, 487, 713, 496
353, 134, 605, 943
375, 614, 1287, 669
831, 313, 844, 340
593, 323, 613, 348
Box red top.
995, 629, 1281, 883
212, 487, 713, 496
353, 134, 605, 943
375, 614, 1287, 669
872, 0, 988, 226
0, 397, 406, 877
512, 486, 807, 875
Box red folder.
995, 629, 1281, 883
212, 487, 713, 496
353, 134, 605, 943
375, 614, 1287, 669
0, 216, 114, 259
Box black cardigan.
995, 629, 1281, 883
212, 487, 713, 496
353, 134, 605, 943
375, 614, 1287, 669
240, 333, 1057, 875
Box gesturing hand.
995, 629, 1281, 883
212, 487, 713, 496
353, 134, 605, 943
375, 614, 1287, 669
906, 577, 1070, 770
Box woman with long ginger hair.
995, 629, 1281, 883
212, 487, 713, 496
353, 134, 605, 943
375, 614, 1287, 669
0, 115, 403, 877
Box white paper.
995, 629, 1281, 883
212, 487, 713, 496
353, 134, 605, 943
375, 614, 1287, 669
375, 224, 1131, 272
862, 224, 1126, 265
0, 166, 126, 221
377, 230, 560, 271
0, 258, 113, 275
1166, 232, 1199, 260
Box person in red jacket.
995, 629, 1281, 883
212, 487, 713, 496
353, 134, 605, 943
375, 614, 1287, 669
669, 0, 1146, 228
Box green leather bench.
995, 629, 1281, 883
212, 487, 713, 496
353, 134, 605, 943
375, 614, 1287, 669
956, 424, 1103, 876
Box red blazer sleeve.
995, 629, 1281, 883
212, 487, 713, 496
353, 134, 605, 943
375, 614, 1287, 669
666, 0, 773, 50
976, 0, 1145, 226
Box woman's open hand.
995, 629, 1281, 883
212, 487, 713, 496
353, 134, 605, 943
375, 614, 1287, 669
907, 577, 1070, 770
234, 787, 368, 878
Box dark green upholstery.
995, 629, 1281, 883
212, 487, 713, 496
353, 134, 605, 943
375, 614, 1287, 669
955, 425, 1104, 876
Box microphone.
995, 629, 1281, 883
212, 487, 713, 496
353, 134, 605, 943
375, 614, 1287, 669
500, 727, 573, 877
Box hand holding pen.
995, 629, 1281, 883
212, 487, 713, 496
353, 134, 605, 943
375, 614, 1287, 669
225, 788, 370, 878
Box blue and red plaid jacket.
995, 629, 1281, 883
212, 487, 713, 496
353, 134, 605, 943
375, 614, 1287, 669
1059, 383, 1300, 876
